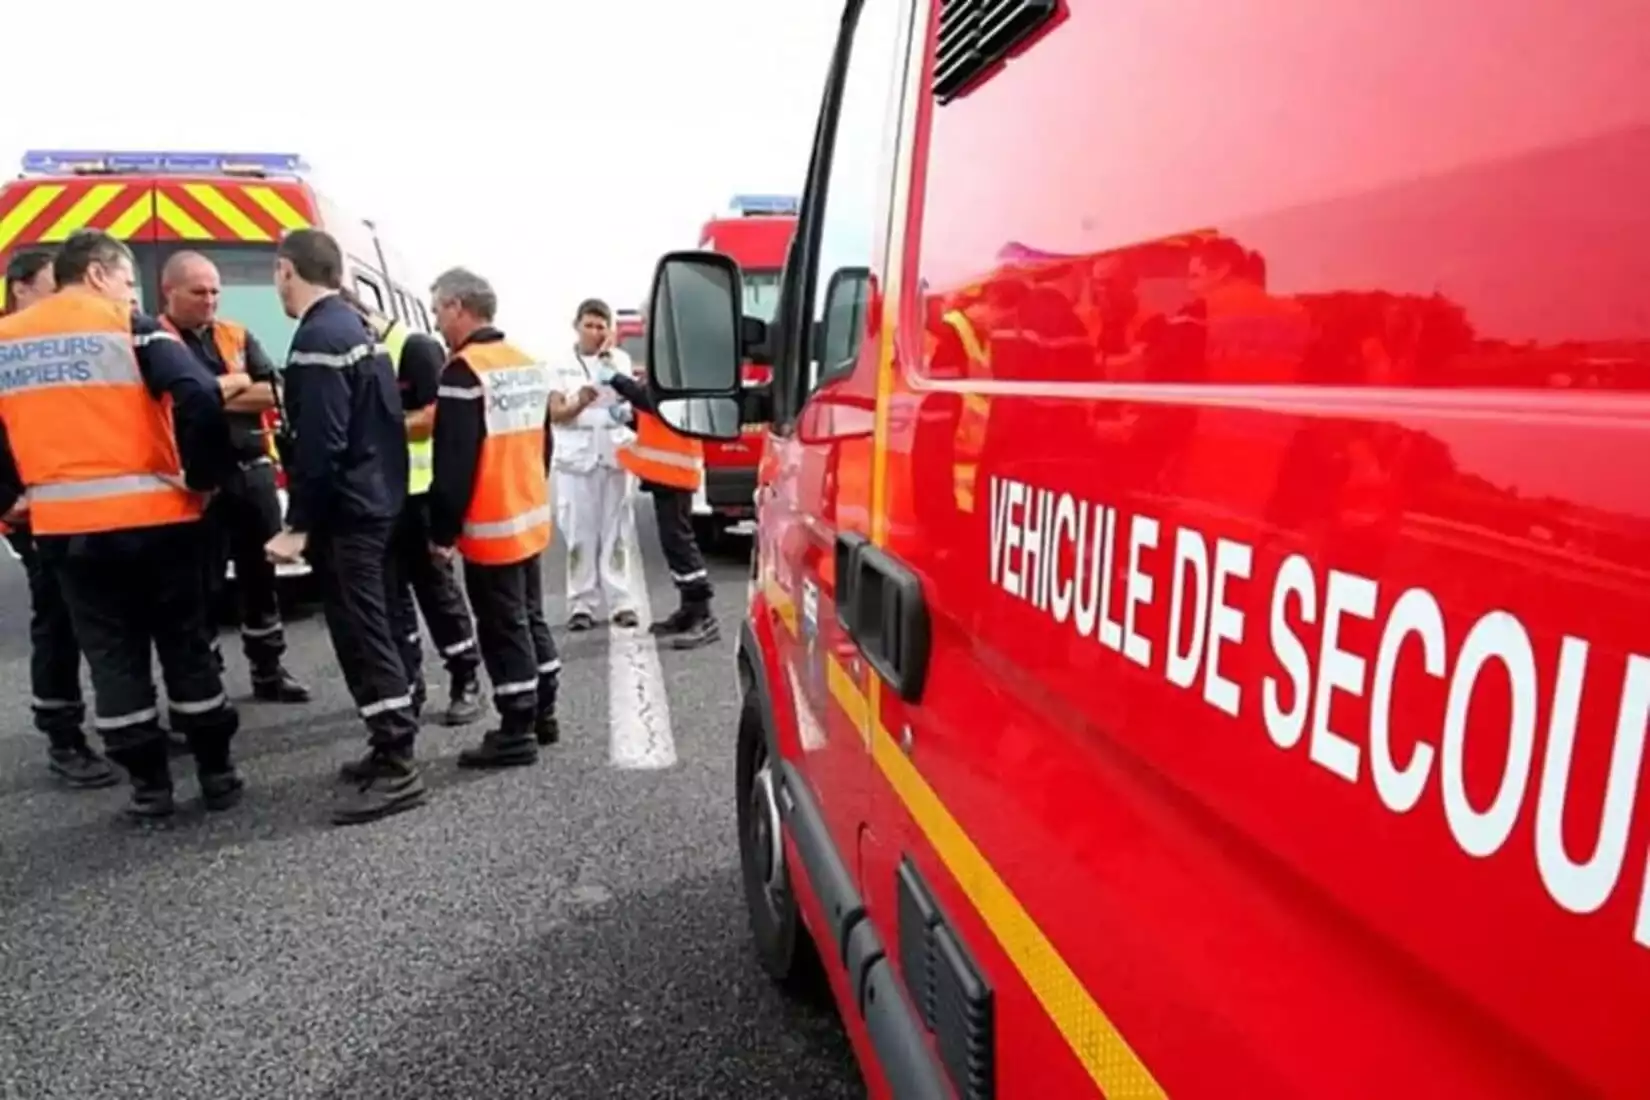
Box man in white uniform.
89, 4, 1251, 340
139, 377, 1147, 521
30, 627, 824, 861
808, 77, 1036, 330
551, 298, 639, 630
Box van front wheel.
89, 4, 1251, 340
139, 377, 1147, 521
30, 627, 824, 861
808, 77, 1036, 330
735, 690, 823, 997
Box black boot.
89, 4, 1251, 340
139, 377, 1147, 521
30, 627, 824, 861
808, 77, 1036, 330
252, 665, 312, 703
438, 670, 484, 727
108, 739, 175, 821
186, 723, 244, 813
45, 731, 118, 790
534, 710, 560, 746
668, 603, 721, 651
333, 746, 427, 825
457, 719, 539, 769
648, 606, 693, 637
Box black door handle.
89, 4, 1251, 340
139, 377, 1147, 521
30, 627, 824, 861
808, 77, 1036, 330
835, 533, 930, 703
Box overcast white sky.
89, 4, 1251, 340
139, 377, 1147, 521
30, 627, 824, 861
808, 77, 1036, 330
1, 0, 840, 352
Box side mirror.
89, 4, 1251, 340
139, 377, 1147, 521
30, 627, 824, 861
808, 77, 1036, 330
646, 250, 743, 402
814, 266, 870, 369
657, 396, 743, 442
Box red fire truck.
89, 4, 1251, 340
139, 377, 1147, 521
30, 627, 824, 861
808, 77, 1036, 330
0, 149, 434, 590
690, 194, 795, 543
639, 1, 1650, 1097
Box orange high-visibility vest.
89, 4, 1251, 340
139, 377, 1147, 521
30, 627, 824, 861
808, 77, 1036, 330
618, 410, 703, 491
161, 316, 279, 460
454, 339, 553, 565
0, 290, 203, 535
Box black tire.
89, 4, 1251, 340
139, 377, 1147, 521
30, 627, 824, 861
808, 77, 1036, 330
735, 685, 825, 997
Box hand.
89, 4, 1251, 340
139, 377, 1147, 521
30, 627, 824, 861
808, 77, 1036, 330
429, 542, 457, 563
265, 529, 308, 564
218, 373, 255, 399
2, 500, 27, 524
576, 385, 601, 407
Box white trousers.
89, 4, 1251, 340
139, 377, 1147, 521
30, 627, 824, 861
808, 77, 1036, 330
557, 464, 635, 619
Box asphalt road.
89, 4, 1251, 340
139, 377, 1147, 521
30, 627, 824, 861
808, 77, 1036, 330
0, 502, 864, 1100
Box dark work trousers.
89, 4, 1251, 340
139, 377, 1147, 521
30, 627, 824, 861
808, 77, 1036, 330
462, 551, 560, 730
47, 522, 237, 768
201, 459, 287, 677
5, 524, 87, 749
390, 494, 479, 700
308, 519, 420, 750
650, 487, 714, 606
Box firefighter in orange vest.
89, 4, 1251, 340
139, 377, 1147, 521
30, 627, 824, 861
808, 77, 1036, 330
426, 266, 565, 766
0, 246, 119, 789
159, 251, 310, 704
0, 229, 242, 820
601, 332, 719, 650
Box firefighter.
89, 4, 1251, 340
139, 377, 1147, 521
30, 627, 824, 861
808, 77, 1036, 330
0, 247, 116, 788
0, 229, 242, 820
427, 267, 567, 762
602, 356, 720, 649
552, 298, 640, 631
335, 288, 483, 727
159, 251, 310, 703
265, 228, 423, 826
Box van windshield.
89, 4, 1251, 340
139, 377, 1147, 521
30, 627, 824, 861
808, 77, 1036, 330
742, 268, 781, 323
134, 243, 298, 361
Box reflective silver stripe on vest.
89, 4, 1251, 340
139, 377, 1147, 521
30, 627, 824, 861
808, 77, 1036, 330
29, 472, 188, 504
626, 444, 700, 470
463, 503, 552, 541
479, 364, 551, 435
0, 329, 142, 396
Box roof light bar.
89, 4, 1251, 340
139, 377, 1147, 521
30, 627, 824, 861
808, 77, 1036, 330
727, 193, 800, 217
20, 150, 309, 178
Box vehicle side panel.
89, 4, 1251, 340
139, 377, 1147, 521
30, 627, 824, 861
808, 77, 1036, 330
876, 1, 1648, 1096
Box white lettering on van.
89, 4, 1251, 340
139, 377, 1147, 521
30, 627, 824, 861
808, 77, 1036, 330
980, 475, 1650, 954
1441, 611, 1538, 859
1204, 538, 1252, 718
1264, 554, 1316, 751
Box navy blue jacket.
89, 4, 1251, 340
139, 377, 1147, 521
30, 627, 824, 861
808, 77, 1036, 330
281, 294, 407, 533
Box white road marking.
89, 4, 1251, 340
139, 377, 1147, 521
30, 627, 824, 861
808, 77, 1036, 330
607, 492, 678, 770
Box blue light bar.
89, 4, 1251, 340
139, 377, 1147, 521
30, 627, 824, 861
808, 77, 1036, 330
728, 193, 799, 217
20, 150, 308, 177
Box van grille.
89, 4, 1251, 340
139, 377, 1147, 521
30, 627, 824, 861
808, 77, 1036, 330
933, 0, 1057, 103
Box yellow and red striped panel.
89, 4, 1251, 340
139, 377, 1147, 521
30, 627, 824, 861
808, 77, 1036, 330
150, 180, 314, 243
0, 177, 315, 254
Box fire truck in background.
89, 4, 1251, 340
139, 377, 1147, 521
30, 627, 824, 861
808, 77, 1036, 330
0, 149, 435, 587
689, 193, 795, 544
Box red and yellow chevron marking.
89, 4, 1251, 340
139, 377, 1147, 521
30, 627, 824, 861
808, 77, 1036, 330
0, 179, 155, 254
151, 180, 313, 243
0, 178, 316, 258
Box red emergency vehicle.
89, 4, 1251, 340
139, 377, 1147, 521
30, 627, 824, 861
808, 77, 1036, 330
0, 149, 434, 586
641, 1, 1650, 1097
691, 194, 796, 543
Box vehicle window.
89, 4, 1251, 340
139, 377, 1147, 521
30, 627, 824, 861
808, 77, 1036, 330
742, 269, 782, 324
353, 273, 385, 314
143, 243, 296, 361
394, 288, 414, 325
803, 0, 909, 394
414, 299, 432, 333
619, 334, 646, 366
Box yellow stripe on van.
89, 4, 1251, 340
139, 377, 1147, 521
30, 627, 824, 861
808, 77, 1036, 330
0, 184, 64, 253
38, 183, 125, 242
241, 185, 311, 231
183, 183, 271, 242
155, 192, 210, 240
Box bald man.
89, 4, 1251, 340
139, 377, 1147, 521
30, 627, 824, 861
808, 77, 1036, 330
160, 251, 310, 703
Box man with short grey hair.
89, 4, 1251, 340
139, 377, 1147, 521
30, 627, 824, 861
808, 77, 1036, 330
428, 267, 574, 763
